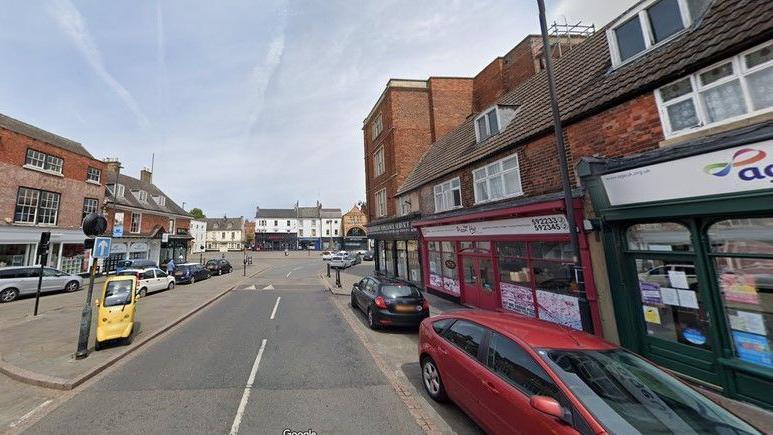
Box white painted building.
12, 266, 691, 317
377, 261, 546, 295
204, 216, 245, 251
189, 220, 207, 253
254, 203, 342, 250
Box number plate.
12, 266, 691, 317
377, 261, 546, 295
396, 304, 417, 313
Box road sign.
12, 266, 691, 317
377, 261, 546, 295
93, 237, 112, 259
113, 212, 124, 237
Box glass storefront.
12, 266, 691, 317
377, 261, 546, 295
0, 244, 33, 267
383, 241, 393, 276
427, 241, 460, 296
396, 241, 407, 279
407, 240, 421, 284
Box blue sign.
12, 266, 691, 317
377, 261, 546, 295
93, 237, 112, 259
732, 331, 773, 368
113, 226, 123, 237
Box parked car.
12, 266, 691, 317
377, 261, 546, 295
351, 277, 429, 330
116, 267, 175, 297
321, 251, 334, 260
173, 263, 210, 284
330, 254, 355, 269
362, 251, 374, 261
0, 266, 82, 303
351, 254, 361, 265
638, 263, 697, 289
355, 249, 368, 256
418, 311, 761, 435
206, 259, 233, 275
95, 275, 138, 350
115, 259, 157, 273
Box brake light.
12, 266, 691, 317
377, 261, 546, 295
422, 299, 429, 311
374, 296, 387, 309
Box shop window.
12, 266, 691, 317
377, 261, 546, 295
397, 241, 407, 279
384, 241, 393, 275
0, 244, 31, 267
427, 241, 460, 296
656, 41, 773, 137
407, 240, 421, 284
709, 218, 773, 368
627, 222, 692, 251
460, 241, 491, 253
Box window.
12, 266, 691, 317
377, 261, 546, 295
374, 147, 385, 177
221, 232, 226, 238
443, 320, 485, 359
376, 189, 387, 217
274, 220, 278, 226
108, 184, 125, 197
487, 333, 560, 398
334, 229, 338, 236
474, 107, 500, 142
231, 232, 235, 239
608, 0, 699, 66
656, 42, 773, 137
627, 222, 692, 251
433, 178, 462, 212
259, 220, 266, 226
427, 241, 460, 296
25, 149, 64, 174
130, 212, 141, 233
325, 229, 330, 236
86, 167, 101, 183
473, 155, 522, 203
82, 198, 99, 221
14, 187, 60, 225
133, 190, 148, 202
299, 229, 304, 237
311, 228, 317, 237
371, 113, 383, 140
286, 220, 291, 226
153, 195, 166, 206
311, 220, 316, 226
168, 219, 175, 233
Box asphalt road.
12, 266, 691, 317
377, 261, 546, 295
23, 258, 423, 434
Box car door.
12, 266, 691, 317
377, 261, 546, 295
359, 278, 375, 308
42, 268, 65, 292
140, 269, 156, 291
353, 278, 369, 309
18, 268, 41, 295
479, 333, 580, 435
156, 269, 170, 288
151, 269, 164, 291
438, 320, 487, 420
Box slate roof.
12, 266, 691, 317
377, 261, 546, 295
320, 208, 342, 218
256, 208, 296, 218
397, 0, 773, 195
205, 217, 244, 231
297, 207, 319, 218
0, 113, 95, 159
106, 173, 190, 217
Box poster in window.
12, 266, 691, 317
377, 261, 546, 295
442, 278, 460, 296
500, 282, 535, 317
721, 273, 760, 305
429, 273, 443, 289
732, 331, 773, 368
639, 281, 662, 304
536, 290, 582, 330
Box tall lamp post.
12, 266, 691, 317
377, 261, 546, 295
75, 213, 108, 359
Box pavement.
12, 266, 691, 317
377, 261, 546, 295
14, 257, 425, 434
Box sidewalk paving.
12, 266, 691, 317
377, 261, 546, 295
0, 261, 272, 389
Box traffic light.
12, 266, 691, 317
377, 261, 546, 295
37, 231, 51, 257
84, 238, 95, 250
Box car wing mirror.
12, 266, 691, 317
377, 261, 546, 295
530, 396, 567, 421
94, 299, 100, 307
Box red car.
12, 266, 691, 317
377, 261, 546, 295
418, 311, 761, 435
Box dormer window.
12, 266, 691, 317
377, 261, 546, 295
153, 195, 166, 206
109, 184, 125, 198
608, 0, 709, 66
474, 105, 519, 143
133, 189, 148, 202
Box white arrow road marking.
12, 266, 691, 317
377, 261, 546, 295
229, 338, 267, 435
262, 285, 274, 290
270, 297, 281, 320
243, 285, 256, 290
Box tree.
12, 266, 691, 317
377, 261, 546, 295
189, 208, 206, 219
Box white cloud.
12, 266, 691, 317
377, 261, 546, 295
48, 0, 150, 129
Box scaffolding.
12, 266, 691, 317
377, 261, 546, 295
547, 19, 596, 57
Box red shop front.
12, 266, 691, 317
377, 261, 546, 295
416, 198, 602, 335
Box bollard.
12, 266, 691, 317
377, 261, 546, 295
326, 263, 331, 278
335, 268, 341, 288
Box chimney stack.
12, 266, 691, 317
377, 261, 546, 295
104, 158, 122, 174
140, 167, 153, 184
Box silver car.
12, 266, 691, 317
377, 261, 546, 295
0, 266, 83, 303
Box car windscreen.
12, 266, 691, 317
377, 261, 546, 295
116, 260, 132, 268
206, 261, 218, 266
539, 348, 760, 435
103, 280, 134, 307
380, 285, 420, 298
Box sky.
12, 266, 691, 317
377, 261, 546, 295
0, 0, 637, 219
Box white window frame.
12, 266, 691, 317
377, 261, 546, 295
376, 189, 387, 217
109, 184, 125, 198
472, 154, 523, 204
82, 197, 99, 221
133, 190, 148, 203
373, 147, 385, 177
607, 0, 693, 67
474, 107, 502, 143
24, 149, 64, 175
371, 113, 383, 140
14, 187, 60, 225
433, 177, 462, 213
130, 212, 141, 233
168, 219, 175, 233
86, 167, 101, 183
153, 195, 166, 206
655, 41, 773, 138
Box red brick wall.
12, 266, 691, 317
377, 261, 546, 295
106, 209, 188, 236
502, 36, 540, 95
473, 58, 505, 112
0, 126, 106, 229
428, 78, 474, 141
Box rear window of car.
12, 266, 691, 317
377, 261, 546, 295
117, 260, 132, 268
380, 285, 421, 298
116, 271, 136, 277
206, 260, 218, 266
177, 265, 192, 271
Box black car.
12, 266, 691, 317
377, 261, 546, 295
350, 277, 429, 330
206, 259, 233, 275
362, 251, 374, 261
173, 263, 210, 284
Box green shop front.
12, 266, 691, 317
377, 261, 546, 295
579, 126, 773, 408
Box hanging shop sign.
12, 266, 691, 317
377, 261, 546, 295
421, 214, 569, 238
601, 140, 773, 206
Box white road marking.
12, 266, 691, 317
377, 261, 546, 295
286, 271, 292, 278
9, 399, 52, 428
229, 338, 268, 435
270, 297, 281, 320
262, 284, 274, 290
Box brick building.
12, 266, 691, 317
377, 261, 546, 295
341, 204, 368, 251
387, 0, 772, 408
0, 113, 106, 274
102, 160, 191, 270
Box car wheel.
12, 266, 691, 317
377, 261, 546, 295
367, 308, 379, 330
0, 288, 19, 303
190, 277, 195, 284
65, 280, 80, 292
167, 281, 175, 290
421, 357, 448, 402
139, 287, 148, 297
94, 340, 103, 351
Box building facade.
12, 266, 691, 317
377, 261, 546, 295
205, 216, 245, 251
103, 161, 192, 270
189, 220, 207, 254
341, 204, 368, 251
254, 203, 342, 250
0, 113, 106, 274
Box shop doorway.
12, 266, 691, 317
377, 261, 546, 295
461, 255, 498, 310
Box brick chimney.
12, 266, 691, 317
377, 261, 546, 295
140, 167, 153, 184
104, 158, 122, 174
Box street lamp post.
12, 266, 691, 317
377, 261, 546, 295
75, 213, 108, 359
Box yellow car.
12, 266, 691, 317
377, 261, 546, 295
94, 276, 138, 350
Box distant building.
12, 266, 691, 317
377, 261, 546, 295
204, 216, 245, 251
243, 220, 255, 248
189, 220, 207, 253
255, 208, 297, 250
342, 204, 368, 251
255, 202, 342, 250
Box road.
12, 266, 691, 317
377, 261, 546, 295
21, 257, 425, 434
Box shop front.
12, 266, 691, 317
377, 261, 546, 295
298, 237, 320, 250
0, 226, 89, 274
104, 238, 162, 271
416, 198, 600, 334
256, 232, 297, 250
579, 128, 773, 408
160, 234, 192, 264
368, 214, 423, 286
